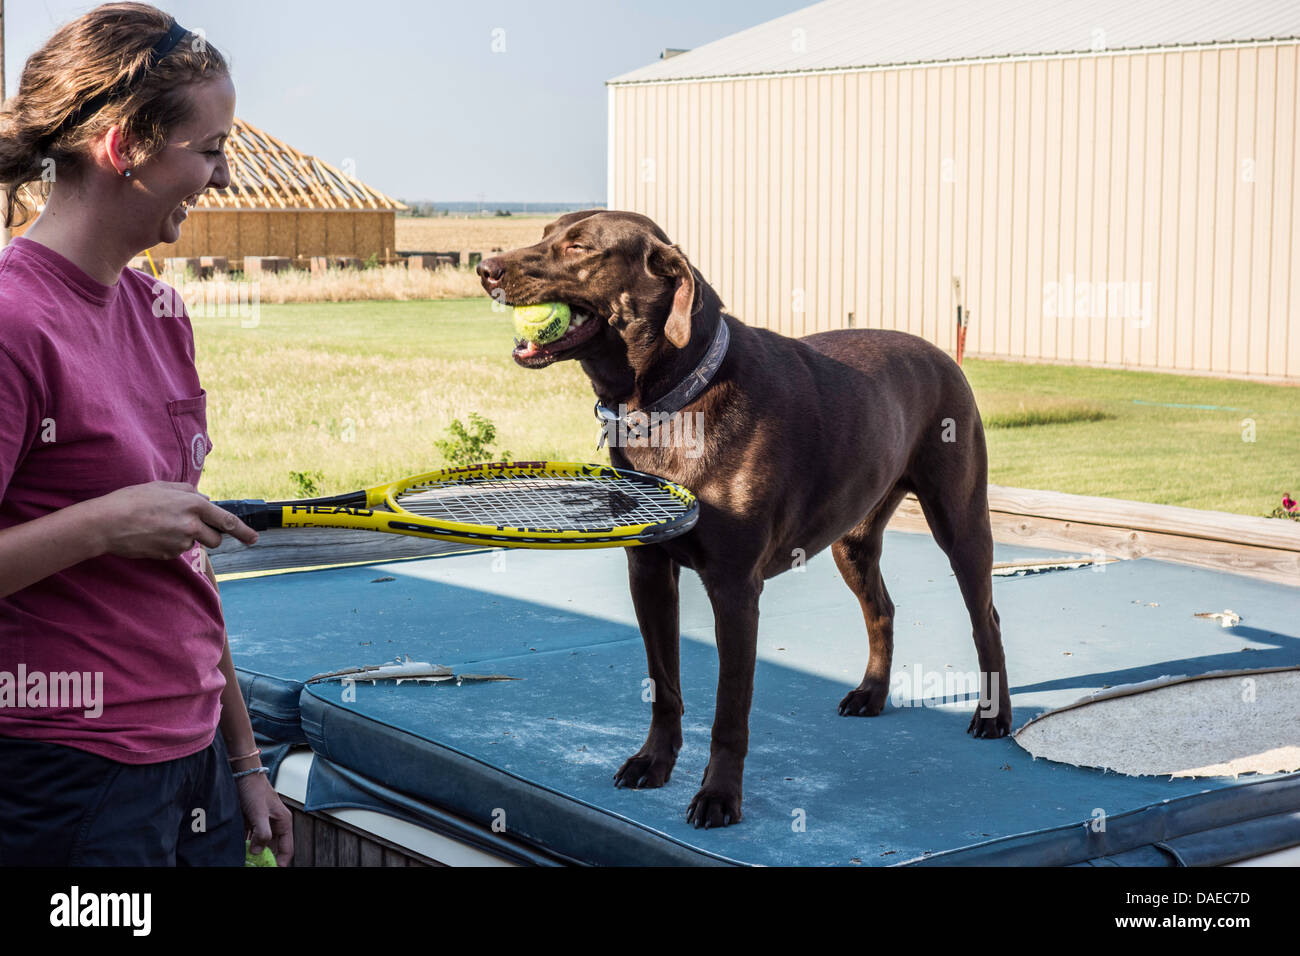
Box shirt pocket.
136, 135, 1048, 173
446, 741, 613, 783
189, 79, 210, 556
166, 390, 213, 486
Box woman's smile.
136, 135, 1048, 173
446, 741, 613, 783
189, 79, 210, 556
175, 194, 200, 219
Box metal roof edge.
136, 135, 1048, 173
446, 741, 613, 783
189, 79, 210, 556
607, 35, 1300, 87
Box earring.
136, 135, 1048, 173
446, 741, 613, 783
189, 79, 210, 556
123, 169, 132, 178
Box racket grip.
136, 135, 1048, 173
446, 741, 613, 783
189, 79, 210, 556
213, 499, 275, 532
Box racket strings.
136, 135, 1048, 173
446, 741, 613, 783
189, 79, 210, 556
392, 475, 685, 530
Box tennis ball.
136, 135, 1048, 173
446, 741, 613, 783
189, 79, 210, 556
513, 302, 571, 344
244, 839, 277, 867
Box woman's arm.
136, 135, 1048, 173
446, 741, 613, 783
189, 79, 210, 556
0, 481, 258, 599
203, 547, 295, 865
204, 548, 258, 763
0, 496, 108, 598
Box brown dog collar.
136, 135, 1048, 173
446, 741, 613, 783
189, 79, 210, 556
594, 318, 730, 446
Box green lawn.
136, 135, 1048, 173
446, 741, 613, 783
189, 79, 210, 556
191, 298, 1299, 518
965, 361, 1299, 515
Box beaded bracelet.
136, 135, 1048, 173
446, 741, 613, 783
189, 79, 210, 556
232, 766, 269, 779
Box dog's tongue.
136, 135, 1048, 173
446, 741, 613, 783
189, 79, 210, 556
516, 340, 544, 359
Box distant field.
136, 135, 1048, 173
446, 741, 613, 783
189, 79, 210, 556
191, 298, 1300, 517
395, 215, 561, 255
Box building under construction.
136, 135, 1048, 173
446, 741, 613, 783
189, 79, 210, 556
9, 117, 406, 265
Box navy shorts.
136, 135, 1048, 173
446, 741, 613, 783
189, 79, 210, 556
0, 731, 245, 866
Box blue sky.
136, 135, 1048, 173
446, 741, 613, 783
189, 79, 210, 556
5, 0, 811, 202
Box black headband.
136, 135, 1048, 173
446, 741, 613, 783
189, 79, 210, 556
47, 21, 190, 144
148, 21, 189, 65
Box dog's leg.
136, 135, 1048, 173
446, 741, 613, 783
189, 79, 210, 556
833, 487, 907, 717
687, 574, 761, 828
613, 545, 684, 790
914, 485, 1013, 738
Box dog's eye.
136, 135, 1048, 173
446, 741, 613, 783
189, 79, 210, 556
565, 243, 586, 254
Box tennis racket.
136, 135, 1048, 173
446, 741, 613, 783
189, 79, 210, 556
213, 460, 698, 549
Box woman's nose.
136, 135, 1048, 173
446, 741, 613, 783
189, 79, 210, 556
209, 153, 231, 191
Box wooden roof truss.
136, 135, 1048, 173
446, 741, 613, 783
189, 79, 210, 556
202, 116, 406, 212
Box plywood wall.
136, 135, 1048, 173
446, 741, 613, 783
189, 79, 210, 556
610, 43, 1300, 382
140, 210, 396, 263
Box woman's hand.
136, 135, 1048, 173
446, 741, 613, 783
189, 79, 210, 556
89, 480, 258, 559
238, 772, 295, 867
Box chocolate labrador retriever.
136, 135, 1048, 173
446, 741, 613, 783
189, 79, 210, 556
478, 210, 1011, 828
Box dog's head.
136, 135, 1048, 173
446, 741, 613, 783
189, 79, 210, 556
477, 209, 719, 371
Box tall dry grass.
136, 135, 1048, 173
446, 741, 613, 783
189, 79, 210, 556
163, 264, 487, 305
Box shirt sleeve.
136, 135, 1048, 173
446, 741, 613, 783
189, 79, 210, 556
0, 343, 42, 505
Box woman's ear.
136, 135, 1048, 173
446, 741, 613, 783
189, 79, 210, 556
644, 239, 695, 349
103, 124, 132, 177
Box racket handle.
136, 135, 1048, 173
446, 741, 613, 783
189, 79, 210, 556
213, 499, 276, 532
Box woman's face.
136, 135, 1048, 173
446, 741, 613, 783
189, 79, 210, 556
126, 73, 236, 250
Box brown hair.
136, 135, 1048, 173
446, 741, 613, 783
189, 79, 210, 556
0, 2, 229, 228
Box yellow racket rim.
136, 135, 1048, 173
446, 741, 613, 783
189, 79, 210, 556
278, 460, 698, 549
388, 460, 696, 546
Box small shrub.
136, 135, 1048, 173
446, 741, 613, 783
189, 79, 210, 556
289, 469, 325, 497
435, 413, 510, 468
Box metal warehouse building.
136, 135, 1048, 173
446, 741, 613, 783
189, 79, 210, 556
607, 0, 1300, 382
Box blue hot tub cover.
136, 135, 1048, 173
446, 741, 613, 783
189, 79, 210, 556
222, 533, 1300, 866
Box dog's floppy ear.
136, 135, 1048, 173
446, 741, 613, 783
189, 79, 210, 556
645, 240, 695, 349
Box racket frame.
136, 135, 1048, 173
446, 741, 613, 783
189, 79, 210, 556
217, 460, 698, 549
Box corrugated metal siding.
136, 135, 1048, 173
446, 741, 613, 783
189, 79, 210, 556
610, 43, 1300, 381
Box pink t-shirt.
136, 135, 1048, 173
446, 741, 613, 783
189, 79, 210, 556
0, 236, 225, 764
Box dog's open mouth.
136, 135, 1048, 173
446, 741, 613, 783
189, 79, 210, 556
512, 307, 603, 368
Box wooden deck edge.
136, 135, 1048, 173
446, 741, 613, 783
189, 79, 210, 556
985, 484, 1300, 553
889, 495, 1300, 587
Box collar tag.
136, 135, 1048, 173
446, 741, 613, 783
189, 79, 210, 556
595, 402, 616, 451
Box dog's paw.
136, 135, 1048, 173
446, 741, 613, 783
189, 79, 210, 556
967, 705, 1013, 738
686, 786, 743, 829
613, 750, 676, 790
837, 679, 889, 717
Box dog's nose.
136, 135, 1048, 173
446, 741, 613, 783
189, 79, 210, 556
478, 257, 504, 287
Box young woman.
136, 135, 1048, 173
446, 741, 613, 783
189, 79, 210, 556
0, 2, 291, 865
